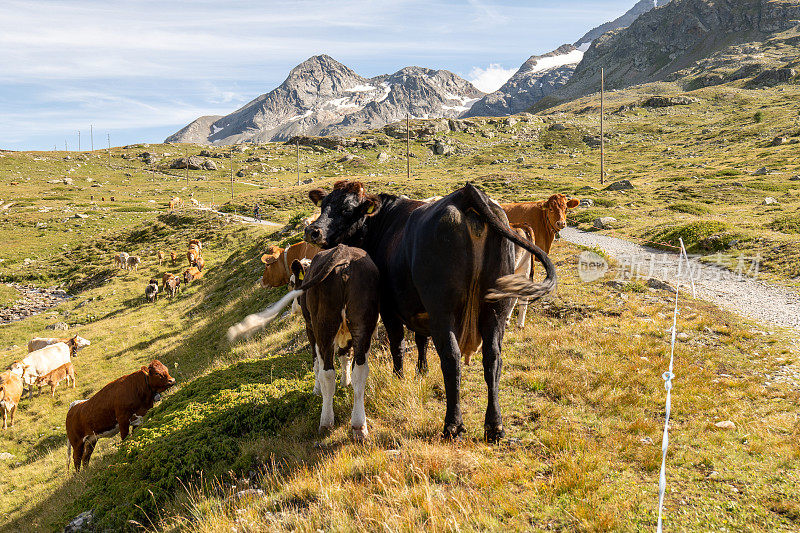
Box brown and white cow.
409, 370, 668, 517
162, 273, 181, 298
34, 361, 75, 397
145, 279, 159, 303
189, 239, 202, 252
183, 267, 203, 285
28, 335, 91, 356
65, 360, 175, 472
187, 247, 201, 267
126, 255, 141, 271
20, 342, 77, 398
170, 251, 177, 266
0, 370, 23, 429
114, 252, 129, 269
502, 194, 579, 260
260, 241, 320, 288
229, 244, 380, 439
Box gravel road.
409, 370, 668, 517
560, 227, 800, 333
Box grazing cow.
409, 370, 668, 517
19, 342, 74, 398
169, 200, 176, 210
163, 274, 181, 298
189, 239, 202, 252
34, 361, 75, 397
110, 196, 115, 202
145, 279, 159, 303
65, 360, 175, 472
170, 251, 177, 266
0, 371, 23, 429
195, 256, 205, 272
126, 255, 141, 271
114, 252, 129, 269
502, 194, 580, 259
260, 241, 320, 288
303, 181, 556, 442
101, 197, 105, 202
187, 247, 200, 267
28, 335, 91, 356
183, 267, 203, 285
157, 251, 164, 266
228, 244, 380, 439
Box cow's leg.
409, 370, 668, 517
2, 409, 6, 430
337, 341, 353, 388
430, 325, 464, 439
302, 308, 321, 396
81, 439, 96, 469
316, 326, 338, 432
382, 314, 406, 377
117, 413, 131, 440
516, 299, 529, 328
415, 333, 429, 375
479, 302, 512, 443
350, 334, 370, 440
72, 440, 84, 472
9, 405, 15, 427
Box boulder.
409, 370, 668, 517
73, 213, 88, 219
763, 197, 778, 205
714, 420, 736, 430
769, 136, 788, 147
302, 178, 314, 184
432, 139, 451, 156
642, 96, 698, 107
604, 180, 634, 191
63, 511, 93, 533
202, 160, 217, 171
62, 177, 74, 185
46, 322, 69, 331
578, 198, 594, 208
548, 123, 567, 131
377, 152, 390, 163
753, 167, 769, 176
170, 156, 204, 170
593, 217, 617, 229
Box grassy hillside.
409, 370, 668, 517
0, 76, 799, 531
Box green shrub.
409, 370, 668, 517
647, 221, 742, 252
769, 214, 800, 234
754, 111, 763, 123
592, 198, 617, 208
113, 206, 156, 213
667, 202, 711, 215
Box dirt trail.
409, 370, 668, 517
0, 284, 70, 325
560, 227, 800, 333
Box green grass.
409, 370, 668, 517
0, 284, 20, 308
770, 214, 800, 234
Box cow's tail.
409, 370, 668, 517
226, 245, 352, 342
66, 439, 72, 472
462, 183, 557, 301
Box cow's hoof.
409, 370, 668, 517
352, 425, 369, 441
442, 423, 465, 441
484, 424, 505, 444
318, 424, 333, 436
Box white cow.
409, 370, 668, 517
28, 335, 91, 355
20, 343, 73, 398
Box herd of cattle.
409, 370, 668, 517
230, 181, 577, 442
0, 181, 576, 478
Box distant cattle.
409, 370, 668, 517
0, 370, 23, 429
170, 251, 177, 266
157, 250, 164, 266
229, 244, 380, 439
163, 273, 181, 298
260, 241, 320, 288
183, 267, 203, 285
194, 256, 205, 272
145, 279, 159, 303
114, 252, 129, 269
303, 181, 555, 442
66, 360, 176, 472
502, 194, 579, 260
34, 361, 75, 397
189, 239, 202, 252
28, 335, 91, 356
110, 196, 115, 202
187, 247, 200, 267
20, 342, 75, 398
126, 255, 141, 271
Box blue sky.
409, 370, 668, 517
0, 0, 637, 151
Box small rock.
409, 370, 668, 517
639, 436, 653, 445
677, 332, 689, 341
73, 213, 88, 219
63, 511, 93, 533
753, 167, 768, 176
202, 160, 217, 171
516, 156, 525, 163
763, 197, 778, 205
604, 180, 634, 191
714, 420, 736, 430
769, 136, 788, 147
549, 123, 567, 131
593, 217, 617, 229
377, 152, 390, 163
0, 452, 14, 460
578, 198, 594, 208
62, 177, 74, 185
789, 175, 800, 181
302, 178, 314, 184
46, 322, 69, 331
646, 278, 673, 291
236, 169, 246, 178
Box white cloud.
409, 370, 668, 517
467, 64, 517, 93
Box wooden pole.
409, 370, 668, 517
296, 138, 300, 186
90, 124, 94, 151
107, 134, 111, 166
230, 145, 234, 201
600, 67, 605, 185
406, 113, 411, 181
78, 130, 81, 152
185, 146, 189, 186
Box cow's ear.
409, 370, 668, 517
362, 194, 381, 216
567, 198, 580, 208
308, 189, 327, 207
290, 259, 305, 280
261, 253, 278, 265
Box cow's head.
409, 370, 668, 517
143, 359, 176, 393
542, 194, 579, 232
183, 269, 193, 285
289, 258, 311, 290
260, 245, 288, 287
305, 181, 381, 248
7, 362, 24, 377
67, 335, 91, 354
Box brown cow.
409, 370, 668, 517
260, 241, 320, 288
66, 360, 175, 472
502, 194, 579, 257
162, 273, 181, 298
170, 251, 177, 266
195, 256, 205, 272
187, 247, 201, 267
183, 267, 203, 285
188, 239, 202, 252
34, 361, 75, 397
0, 370, 23, 429
229, 245, 380, 439
157, 251, 164, 266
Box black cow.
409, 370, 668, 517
303, 181, 556, 442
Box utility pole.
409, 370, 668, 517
230, 145, 234, 201
406, 113, 411, 182
296, 137, 301, 186
185, 146, 189, 186
65, 140, 68, 152
78, 130, 81, 152
90, 124, 94, 151
600, 67, 605, 185
107, 133, 111, 166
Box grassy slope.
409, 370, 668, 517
0, 77, 799, 531
0, 285, 20, 308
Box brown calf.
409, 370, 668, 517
0, 371, 23, 429
170, 251, 177, 266
157, 250, 164, 266
502, 193, 579, 257
66, 360, 175, 472
34, 361, 75, 397
260, 241, 320, 288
